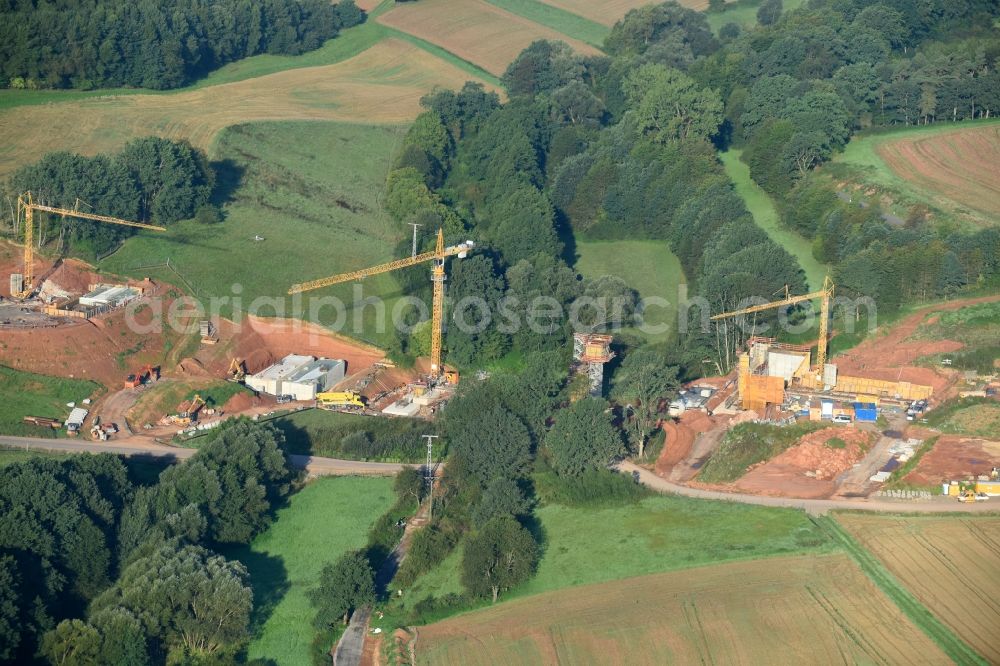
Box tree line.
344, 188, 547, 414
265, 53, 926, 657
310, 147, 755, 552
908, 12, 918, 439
0, 420, 296, 664
5, 137, 215, 256
0, 0, 365, 90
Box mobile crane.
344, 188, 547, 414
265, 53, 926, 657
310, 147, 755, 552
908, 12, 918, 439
288, 229, 473, 380
12, 192, 166, 299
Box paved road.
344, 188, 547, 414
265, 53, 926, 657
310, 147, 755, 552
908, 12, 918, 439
0, 435, 409, 477
619, 461, 998, 515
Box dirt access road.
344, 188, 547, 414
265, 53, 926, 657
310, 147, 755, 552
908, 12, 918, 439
0, 435, 409, 477
619, 461, 998, 515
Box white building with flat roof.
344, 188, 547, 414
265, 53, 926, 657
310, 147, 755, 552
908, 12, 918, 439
245, 354, 346, 400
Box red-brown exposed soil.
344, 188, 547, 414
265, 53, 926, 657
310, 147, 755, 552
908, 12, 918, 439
833, 294, 1000, 397
733, 427, 873, 499
654, 411, 722, 476
224, 315, 385, 377
876, 125, 1000, 220
1, 246, 391, 389
903, 435, 1000, 486
221, 390, 264, 413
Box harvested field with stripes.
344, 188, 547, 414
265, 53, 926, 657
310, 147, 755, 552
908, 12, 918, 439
540, 0, 708, 25
414, 553, 948, 665
0, 39, 494, 178
837, 514, 1000, 663
377, 0, 600, 76
875, 124, 1000, 220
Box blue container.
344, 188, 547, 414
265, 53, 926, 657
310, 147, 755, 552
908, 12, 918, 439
852, 402, 878, 422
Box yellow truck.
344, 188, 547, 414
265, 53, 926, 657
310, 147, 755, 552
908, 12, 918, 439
316, 390, 365, 411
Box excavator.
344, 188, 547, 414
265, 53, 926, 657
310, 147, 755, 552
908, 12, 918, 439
172, 394, 206, 425
227, 358, 247, 383
316, 390, 366, 411
124, 364, 159, 389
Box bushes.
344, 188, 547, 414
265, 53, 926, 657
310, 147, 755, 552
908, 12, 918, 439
276, 413, 433, 461
699, 422, 822, 483
394, 524, 461, 588
534, 467, 650, 507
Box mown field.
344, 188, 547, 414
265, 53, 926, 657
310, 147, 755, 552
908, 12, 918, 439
100, 121, 411, 348
720, 149, 829, 291
0, 38, 493, 179
484, 0, 609, 46
833, 119, 1000, 229
837, 514, 1000, 663
541, 0, 703, 26
226, 476, 395, 666
575, 240, 686, 342
377, 0, 601, 76
0, 365, 101, 437
415, 553, 949, 664
392, 493, 833, 621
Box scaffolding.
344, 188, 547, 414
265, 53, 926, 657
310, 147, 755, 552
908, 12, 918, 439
573, 333, 614, 397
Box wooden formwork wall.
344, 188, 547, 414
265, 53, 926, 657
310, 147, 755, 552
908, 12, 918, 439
742, 375, 785, 411
834, 375, 933, 400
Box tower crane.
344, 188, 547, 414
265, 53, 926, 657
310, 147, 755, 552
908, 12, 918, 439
13, 192, 166, 298
710, 276, 835, 378
288, 229, 473, 379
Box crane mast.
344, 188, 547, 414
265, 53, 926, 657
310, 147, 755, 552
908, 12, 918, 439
288, 229, 473, 378
15, 192, 166, 298
710, 276, 835, 376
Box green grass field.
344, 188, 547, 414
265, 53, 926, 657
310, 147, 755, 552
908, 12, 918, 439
706, 0, 807, 32
0, 366, 102, 437
575, 240, 687, 342
720, 149, 828, 292
832, 118, 1000, 229
227, 476, 395, 666
925, 397, 1000, 438
392, 493, 833, 621
99, 121, 411, 348
484, 0, 610, 47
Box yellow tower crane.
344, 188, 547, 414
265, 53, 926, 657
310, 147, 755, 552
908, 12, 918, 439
14, 192, 166, 298
288, 229, 473, 378
710, 276, 835, 378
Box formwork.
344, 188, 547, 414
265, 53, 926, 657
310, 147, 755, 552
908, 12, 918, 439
742, 375, 785, 412
833, 375, 933, 400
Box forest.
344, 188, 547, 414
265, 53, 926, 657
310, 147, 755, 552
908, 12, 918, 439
386, 0, 1000, 371
0, 0, 364, 89
6, 138, 215, 255
0, 421, 297, 663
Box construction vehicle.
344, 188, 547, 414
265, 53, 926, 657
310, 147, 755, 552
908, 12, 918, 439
289, 229, 473, 380
710, 276, 836, 381
316, 390, 366, 411
124, 365, 159, 389
443, 370, 460, 385
12, 192, 166, 299
228, 358, 247, 382
958, 490, 989, 502
172, 394, 206, 425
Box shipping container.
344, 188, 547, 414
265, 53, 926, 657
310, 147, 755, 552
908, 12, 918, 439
852, 402, 878, 423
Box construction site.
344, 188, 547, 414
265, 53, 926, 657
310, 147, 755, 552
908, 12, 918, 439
3, 188, 998, 504
652, 278, 1000, 502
